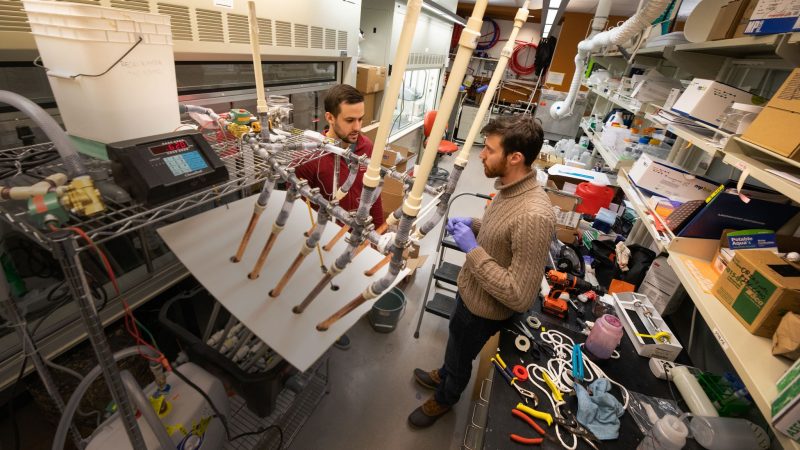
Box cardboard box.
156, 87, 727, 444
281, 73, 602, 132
712, 250, 800, 337
638, 256, 685, 315
772, 358, 800, 442
381, 144, 411, 171
733, 0, 758, 37
380, 177, 404, 220
362, 92, 377, 125
709, 0, 748, 40
545, 183, 581, 212
745, 0, 800, 34
741, 69, 800, 162
713, 229, 779, 273
356, 64, 387, 94
628, 154, 719, 203
671, 78, 759, 128
555, 208, 581, 244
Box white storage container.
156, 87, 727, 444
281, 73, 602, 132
23, 0, 180, 144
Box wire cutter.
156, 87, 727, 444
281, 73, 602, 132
541, 368, 600, 450
554, 412, 601, 450
492, 355, 538, 405
510, 405, 559, 446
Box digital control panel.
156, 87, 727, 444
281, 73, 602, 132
107, 131, 229, 205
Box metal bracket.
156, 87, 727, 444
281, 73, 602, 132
663, 47, 727, 79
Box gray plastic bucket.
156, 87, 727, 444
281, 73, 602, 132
368, 287, 406, 333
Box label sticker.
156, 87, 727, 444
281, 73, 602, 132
712, 327, 729, 350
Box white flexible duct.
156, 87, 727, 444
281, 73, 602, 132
549, 0, 670, 119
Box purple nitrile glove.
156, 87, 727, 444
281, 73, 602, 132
452, 222, 478, 253
446, 217, 473, 235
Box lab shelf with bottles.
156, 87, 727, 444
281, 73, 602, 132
667, 238, 800, 450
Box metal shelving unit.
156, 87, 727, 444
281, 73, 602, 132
667, 238, 800, 450
580, 32, 800, 449
617, 169, 674, 253
579, 119, 635, 171
0, 129, 328, 447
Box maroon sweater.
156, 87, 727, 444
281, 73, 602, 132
294, 133, 384, 227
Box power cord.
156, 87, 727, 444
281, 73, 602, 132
171, 365, 285, 446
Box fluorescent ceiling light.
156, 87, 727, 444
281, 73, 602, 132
421, 1, 467, 27
542, 32, 549, 38
545, 16, 556, 25
544, 24, 553, 33
549, 0, 562, 8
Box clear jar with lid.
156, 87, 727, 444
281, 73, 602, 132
268, 95, 294, 130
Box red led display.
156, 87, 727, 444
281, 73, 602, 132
150, 139, 189, 155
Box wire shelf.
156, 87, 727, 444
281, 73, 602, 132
225, 355, 329, 450
0, 129, 328, 252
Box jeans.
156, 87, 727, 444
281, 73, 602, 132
434, 293, 509, 406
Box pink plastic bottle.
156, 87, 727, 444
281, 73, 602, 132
575, 182, 615, 215
584, 314, 623, 359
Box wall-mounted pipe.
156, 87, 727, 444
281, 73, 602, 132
549, 0, 670, 119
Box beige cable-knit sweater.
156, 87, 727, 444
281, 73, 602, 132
458, 170, 555, 320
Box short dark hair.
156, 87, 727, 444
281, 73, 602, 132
481, 116, 544, 166
324, 84, 364, 116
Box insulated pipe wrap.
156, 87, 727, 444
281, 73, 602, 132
551, 0, 670, 119
274, 188, 299, 227
419, 164, 464, 236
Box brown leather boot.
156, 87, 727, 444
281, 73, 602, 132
408, 396, 451, 428
413, 368, 441, 390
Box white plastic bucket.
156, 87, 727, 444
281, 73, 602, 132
23, 0, 180, 144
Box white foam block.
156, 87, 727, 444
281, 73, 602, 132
157, 192, 409, 371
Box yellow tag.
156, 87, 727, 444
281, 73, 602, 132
149, 395, 172, 418
191, 416, 213, 437
165, 424, 188, 437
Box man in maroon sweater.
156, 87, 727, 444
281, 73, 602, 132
295, 84, 384, 228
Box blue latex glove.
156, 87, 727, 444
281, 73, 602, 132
452, 222, 478, 253
575, 378, 625, 440
446, 217, 473, 235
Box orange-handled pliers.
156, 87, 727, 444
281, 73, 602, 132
510, 409, 547, 445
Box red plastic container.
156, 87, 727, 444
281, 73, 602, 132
575, 182, 614, 215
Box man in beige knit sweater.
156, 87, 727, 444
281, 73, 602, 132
408, 116, 555, 428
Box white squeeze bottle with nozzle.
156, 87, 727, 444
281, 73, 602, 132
636, 414, 687, 450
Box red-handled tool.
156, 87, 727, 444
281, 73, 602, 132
510, 409, 545, 445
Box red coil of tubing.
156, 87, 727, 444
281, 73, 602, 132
509, 41, 537, 76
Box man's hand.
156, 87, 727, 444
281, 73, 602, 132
446, 217, 473, 235
452, 222, 478, 253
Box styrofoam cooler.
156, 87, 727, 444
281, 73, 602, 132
23, 0, 180, 144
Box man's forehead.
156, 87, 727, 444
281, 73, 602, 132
337, 102, 364, 119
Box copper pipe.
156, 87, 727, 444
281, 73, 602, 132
317, 293, 368, 331
231, 210, 262, 262
292, 272, 334, 313
270, 251, 306, 297
248, 232, 278, 279
323, 225, 349, 252
304, 226, 314, 237
365, 254, 391, 276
